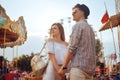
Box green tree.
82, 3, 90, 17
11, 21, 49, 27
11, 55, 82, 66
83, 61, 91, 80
12, 52, 34, 72
95, 39, 103, 66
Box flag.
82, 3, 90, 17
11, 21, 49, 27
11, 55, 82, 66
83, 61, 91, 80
101, 11, 109, 24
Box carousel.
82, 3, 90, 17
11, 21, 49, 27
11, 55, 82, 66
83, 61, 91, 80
0, 4, 27, 77
99, 13, 120, 75
0, 5, 27, 48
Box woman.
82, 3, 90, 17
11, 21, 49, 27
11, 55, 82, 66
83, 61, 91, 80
43, 23, 68, 80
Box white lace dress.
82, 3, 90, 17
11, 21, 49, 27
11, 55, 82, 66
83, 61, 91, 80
43, 41, 67, 80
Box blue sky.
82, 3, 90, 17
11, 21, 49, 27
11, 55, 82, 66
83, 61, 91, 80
0, 0, 119, 61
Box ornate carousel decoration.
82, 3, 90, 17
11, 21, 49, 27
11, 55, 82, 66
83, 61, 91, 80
0, 5, 27, 48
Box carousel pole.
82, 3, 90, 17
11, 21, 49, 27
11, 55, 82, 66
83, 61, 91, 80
110, 21, 117, 55
13, 47, 14, 59
115, 0, 120, 61
3, 29, 6, 58
110, 21, 117, 69
117, 25, 120, 61
3, 29, 6, 74
16, 46, 18, 69
115, 0, 119, 13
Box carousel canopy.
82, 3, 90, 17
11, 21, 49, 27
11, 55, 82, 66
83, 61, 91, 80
0, 5, 27, 48
0, 28, 18, 44
0, 5, 19, 45
99, 13, 120, 31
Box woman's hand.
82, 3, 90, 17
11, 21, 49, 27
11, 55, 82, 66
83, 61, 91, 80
58, 67, 65, 77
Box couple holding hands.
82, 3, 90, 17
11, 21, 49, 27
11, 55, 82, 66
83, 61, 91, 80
43, 3, 96, 80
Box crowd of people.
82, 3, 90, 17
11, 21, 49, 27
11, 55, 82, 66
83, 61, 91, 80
93, 62, 120, 80
0, 58, 39, 80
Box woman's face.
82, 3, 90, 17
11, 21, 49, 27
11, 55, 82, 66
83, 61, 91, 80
51, 25, 60, 37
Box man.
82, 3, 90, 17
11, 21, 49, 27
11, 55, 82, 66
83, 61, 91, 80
58, 4, 96, 80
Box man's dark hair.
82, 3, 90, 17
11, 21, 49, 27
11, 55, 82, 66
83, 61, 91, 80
73, 4, 90, 19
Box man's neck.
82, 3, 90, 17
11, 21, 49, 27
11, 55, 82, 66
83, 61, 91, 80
76, 17, 85, 22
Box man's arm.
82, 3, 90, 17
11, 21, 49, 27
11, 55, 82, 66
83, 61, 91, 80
58, 50, 73, 75
58, 24, 82, 75
61, 24, 82, 68
62, 50, 73, 68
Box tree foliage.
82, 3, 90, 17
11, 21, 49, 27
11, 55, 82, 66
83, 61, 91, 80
95, 39, 103, 66
12, 52, 34, 72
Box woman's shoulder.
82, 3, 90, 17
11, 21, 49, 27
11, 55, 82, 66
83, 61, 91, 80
47, 38, 55, 42
63, 41, 68, 46
47, 38, 68, 46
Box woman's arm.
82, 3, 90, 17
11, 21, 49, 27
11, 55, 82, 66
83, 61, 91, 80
48, 53, 60, 72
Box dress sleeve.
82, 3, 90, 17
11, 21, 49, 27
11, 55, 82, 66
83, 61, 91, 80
45, 41, 55, 54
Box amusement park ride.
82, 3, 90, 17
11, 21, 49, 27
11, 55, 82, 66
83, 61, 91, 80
99, 0, 120, 75
0, 5, 27, 48
0, 4, 27, 65
0, 4, 27, 75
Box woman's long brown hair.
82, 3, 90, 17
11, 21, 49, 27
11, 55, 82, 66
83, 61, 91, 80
50, 23, 65, 41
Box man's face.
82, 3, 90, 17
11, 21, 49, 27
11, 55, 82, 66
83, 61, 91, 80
72, 8, 84, 22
